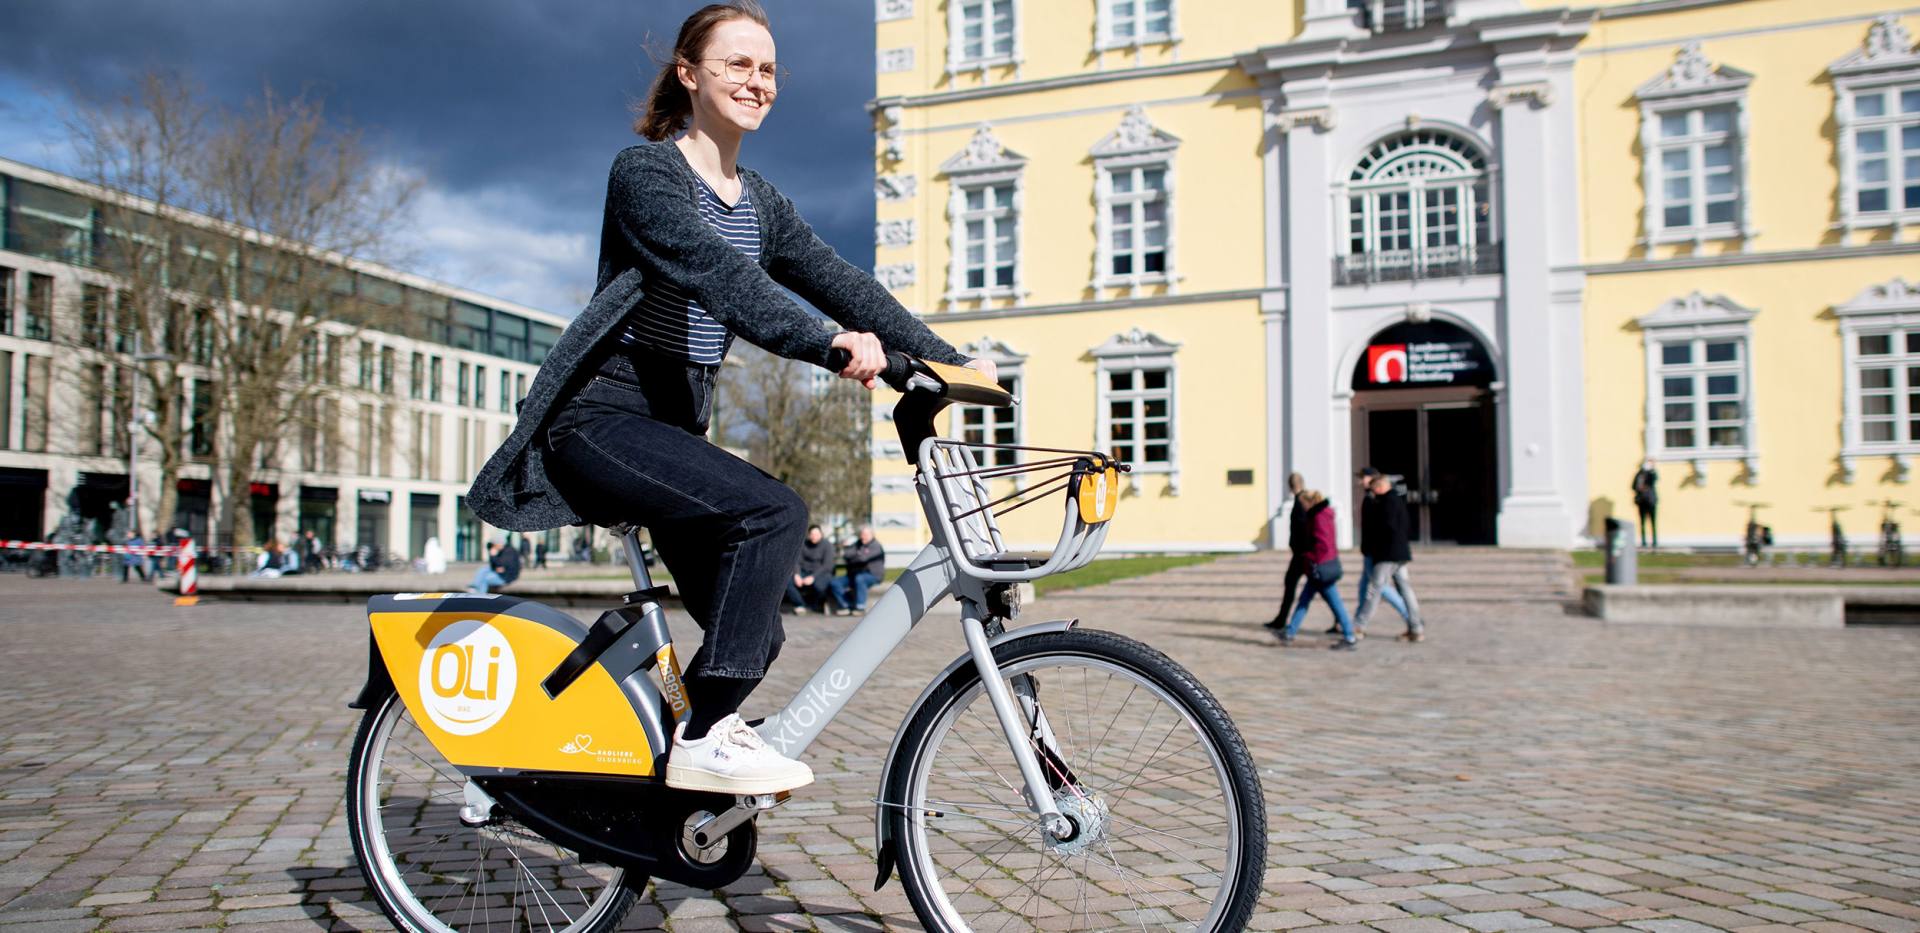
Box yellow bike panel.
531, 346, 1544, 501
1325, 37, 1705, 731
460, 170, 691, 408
1077, 467, 1121, 524
371, 609, 656, 776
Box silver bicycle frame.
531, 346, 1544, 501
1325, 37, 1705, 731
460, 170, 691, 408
620, 461, 1075, 834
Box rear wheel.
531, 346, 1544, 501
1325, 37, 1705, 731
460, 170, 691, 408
346, 692, 642, 933
889, 628, 1266, 931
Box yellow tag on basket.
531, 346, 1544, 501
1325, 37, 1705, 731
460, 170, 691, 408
1077, 467, 1120, 524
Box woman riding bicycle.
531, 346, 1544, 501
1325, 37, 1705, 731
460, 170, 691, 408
467, 0, 995, 797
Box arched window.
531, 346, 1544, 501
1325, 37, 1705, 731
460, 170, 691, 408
1337, 130, 1498, 284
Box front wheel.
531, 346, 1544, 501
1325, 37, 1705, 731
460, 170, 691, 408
889, 628, 1267, 932
345, 691, 642, 933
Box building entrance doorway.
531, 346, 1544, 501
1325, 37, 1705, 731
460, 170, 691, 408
1349, 320, 1498, 545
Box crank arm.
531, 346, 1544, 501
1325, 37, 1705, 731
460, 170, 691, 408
690, 791, 790, 849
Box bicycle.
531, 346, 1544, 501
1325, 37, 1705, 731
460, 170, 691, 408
1876, 499, 1905, 567
1816, 506, 1849, 569
344, 352, 1268, 933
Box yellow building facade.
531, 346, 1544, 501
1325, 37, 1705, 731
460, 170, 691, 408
867, 0, 1920, 555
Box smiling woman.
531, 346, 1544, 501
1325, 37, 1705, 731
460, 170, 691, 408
466, 0, 997, 801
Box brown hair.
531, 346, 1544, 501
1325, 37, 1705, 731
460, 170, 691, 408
634, 1, 771, 141
1299, 490, 1325, 508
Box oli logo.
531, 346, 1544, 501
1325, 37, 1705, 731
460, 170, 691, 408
1368, 344, 1409, 384
417, 620, 517, 736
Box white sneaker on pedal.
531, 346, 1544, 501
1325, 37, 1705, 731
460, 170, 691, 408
665, 714, 814, 795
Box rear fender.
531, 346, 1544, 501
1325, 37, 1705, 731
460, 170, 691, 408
871, 618, 1077, 891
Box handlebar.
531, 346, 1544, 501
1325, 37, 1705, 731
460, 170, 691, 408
824, 346, 916, 391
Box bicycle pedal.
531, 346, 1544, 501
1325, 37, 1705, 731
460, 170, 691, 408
737, 791, 791, 811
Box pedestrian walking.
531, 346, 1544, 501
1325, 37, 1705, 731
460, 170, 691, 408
535, 540, 549, 569
784, 524, 834, 614
1632, 459, 1659, 548
1271, 490, 1359, 650
119, 530, 149, 583
1346, 466, 1411, 632
1353, 473, 1426, 641
829, 526, 885, 615
1265, 472, 1311, 633
299, 529, 324, 573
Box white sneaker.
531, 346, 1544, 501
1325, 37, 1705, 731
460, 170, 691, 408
665, 714, 814, 795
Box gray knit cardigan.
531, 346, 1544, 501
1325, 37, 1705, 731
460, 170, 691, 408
466, 141, 969, 532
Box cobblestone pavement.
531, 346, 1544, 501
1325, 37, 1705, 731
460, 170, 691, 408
0, 552, 1917, 932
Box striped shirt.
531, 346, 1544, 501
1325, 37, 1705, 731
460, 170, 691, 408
616, 174, 760, 365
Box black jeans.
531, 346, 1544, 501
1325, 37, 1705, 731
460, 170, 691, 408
1637, 503, 1657, 548
544, 350, 807, 679
1272, 553, 1308, 625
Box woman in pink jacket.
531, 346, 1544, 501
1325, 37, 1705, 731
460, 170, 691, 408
1273, 490, 1359, 650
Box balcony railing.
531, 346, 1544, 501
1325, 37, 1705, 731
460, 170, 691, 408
1334, 241, 1502, 286
1348, 0, 1447, 32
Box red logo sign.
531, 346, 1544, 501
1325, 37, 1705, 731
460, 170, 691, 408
1368, 344, 1408, 384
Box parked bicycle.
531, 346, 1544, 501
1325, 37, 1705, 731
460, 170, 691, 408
1816, 506, 1850, 568
344, 352, 1268, 933
1877, 499, 1905, 567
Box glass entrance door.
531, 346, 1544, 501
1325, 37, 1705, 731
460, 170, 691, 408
1359, 394, 1496, 545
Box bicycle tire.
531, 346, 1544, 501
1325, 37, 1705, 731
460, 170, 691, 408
346, 692, 643, 933
887, 628, 1267, 932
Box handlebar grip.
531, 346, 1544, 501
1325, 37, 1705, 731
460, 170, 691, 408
826, 346, 918, 391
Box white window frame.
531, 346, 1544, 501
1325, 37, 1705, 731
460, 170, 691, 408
940, 125, 1027, 303
1838, 278, 1920, 482
952, 338, 1027, 468
1090, 328, 1180, 494
947, 0, 1019, 74
1096, 0, 1179, 51
1636, 42, 1754, 246
1091, 106, 1180, 292
1831, 16, 1920, 233
1636, 291, 1759, 479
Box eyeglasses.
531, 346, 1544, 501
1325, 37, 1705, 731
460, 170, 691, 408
695, 56, 789, 89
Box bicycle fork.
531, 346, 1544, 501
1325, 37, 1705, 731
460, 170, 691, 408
960, 612, 1076, 841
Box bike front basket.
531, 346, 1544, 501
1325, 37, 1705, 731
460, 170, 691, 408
917, 436, 1129, 582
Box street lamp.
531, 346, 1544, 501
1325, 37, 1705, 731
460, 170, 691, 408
128, 333, 176, 536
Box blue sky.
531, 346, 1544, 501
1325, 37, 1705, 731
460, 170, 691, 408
0, 0, 878, 317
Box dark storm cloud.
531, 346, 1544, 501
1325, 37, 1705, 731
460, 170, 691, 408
0, 0, 878, 313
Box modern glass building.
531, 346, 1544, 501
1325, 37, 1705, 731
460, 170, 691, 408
0, 156, 569, 563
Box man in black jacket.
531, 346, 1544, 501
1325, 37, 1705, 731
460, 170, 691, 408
1266, 472, 1311, 630
1353, 474, 1426, 641
469, 539, 522, 594
828, 526, 886, 615
784, 525, 834, 614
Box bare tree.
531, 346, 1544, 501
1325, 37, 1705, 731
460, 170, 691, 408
716, 342, 873, 529
65, 74, 420, 550
203, 89, 420, 550
64, 73, 222, 538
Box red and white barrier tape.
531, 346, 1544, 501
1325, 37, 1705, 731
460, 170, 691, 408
0, 540, 183, 556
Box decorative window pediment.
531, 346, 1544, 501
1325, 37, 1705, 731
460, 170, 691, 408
958, 336, 1029, 366
940, 125, 1026, 178
1090, 327, 1180, 360
1636, 41, 1753, 100
1091, 106, 1181, 158
1636, 43, 1754, 246
1838, 277, 1920, 317
1337, 130, 1498, 285
1830, 14, 1920, 77
1635, 291, 1758, 330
